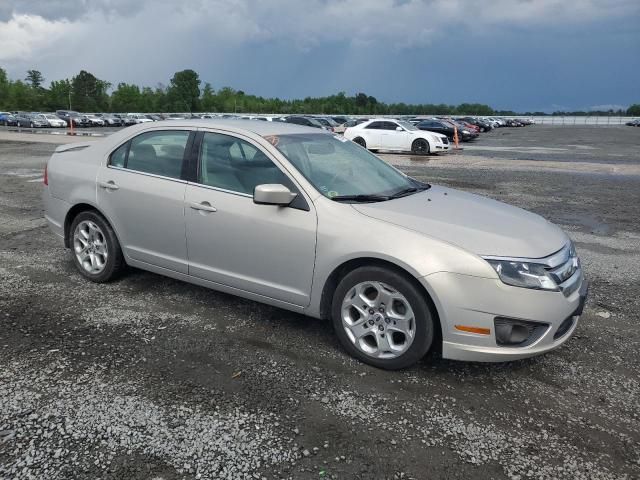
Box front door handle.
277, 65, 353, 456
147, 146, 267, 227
190, 201, 217, 213
98, 181, 119, 191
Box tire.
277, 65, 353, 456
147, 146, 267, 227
331, 266, 435, 370
69, 210, 125, 283
411, 138, 430, 155
353, 137, 366, 148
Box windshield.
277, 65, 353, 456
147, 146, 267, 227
397, 120, 418, 131
44, 115, 57, 119
272, 133, 418, 200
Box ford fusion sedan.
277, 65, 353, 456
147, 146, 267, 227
344, 118, 450, 154
43, 120, 587, 369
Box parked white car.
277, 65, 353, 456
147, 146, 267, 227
344, 118, 450, 154
37, 114, 67, 128
127, 113, 154, 124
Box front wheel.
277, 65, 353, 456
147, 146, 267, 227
331, 266, 435, 370
352, 137, 366, 148
411, 138, 430, 155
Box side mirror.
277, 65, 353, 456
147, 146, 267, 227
253, 184, 297, 206
395, 126, 403, 131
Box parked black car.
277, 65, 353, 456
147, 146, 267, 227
416, 119, 477, 141
284, 116, 325, 129
331, 116, 350, 125
56, 110, 89, 127
625, 119, 640, 126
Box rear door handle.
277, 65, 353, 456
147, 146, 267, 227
98, 181, 119, 191
190, 201, 217, 213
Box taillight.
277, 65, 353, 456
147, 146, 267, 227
43, 162, 48, 185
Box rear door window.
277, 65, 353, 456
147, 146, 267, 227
119, 131, 190, 179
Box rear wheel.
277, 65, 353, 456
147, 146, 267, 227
411, 138, 430, 155
353, 137, 366, 148
331, 266, 434, 370
69, 211, 125, 283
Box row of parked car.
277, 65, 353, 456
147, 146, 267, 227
0, 110, 534, 139
0, 110, 177, 128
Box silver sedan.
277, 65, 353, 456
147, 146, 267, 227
43, 120, 588, 369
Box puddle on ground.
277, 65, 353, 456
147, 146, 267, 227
557, 213, 610, 235
1, 170, 42, 177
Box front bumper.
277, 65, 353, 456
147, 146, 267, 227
421, 270, 588, 362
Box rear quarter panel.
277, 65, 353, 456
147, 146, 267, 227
49, 143, 100, 206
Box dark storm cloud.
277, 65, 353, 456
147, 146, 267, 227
0, 0, 639, 111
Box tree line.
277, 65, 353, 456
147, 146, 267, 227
0, 67, 638, 117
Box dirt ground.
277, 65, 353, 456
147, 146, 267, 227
0, 125, 639, 480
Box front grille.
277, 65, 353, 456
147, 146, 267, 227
541, 243, 582, 297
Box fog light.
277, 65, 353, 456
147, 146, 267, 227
494, 317, 548, 347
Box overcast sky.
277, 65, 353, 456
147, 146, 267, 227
0, 0, 638, 112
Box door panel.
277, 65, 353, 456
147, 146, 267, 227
185, 187, 316, 305
97, 168, 188, 272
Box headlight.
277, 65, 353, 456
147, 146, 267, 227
462, 129, 470, 134
484, 258, 558, 291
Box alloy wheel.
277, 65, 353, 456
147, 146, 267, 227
73, 220, 108, 274
412, 139, 429, 154
341, 281, 416, 359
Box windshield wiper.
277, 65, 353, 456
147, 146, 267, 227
388, 183, 430, 199
330, 194, 390, 203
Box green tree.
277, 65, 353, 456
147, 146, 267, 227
0, 67, 9, 109
45, 79, 72, 110
8, 80, 37, 110
25, 69, 45, 89
71, 70, 110, 111
201, 82, 216, 111
111, 83, 142, 112
168, 69, 201, 112
627, 104, 640, 116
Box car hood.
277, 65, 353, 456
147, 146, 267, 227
352, 186, 568, 258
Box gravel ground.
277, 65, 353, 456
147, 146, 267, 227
0, 126, 639, 479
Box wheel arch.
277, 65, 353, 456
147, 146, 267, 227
352, 136, 366, 147
63, 203, 121, 250
319, 257, 442, 349
414, 135, 434, 149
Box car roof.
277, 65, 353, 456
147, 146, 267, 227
366, 118, 400, 122
117, 118, 330, 137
